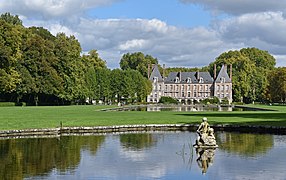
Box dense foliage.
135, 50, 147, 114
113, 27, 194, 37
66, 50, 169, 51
266, 67, 286, 103
209, 48, 276, 103
0, 13, 150, 105
159, 96, 178, 104
120, 52, 159, 78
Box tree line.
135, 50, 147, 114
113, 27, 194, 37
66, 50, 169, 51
0, 13, 150, 105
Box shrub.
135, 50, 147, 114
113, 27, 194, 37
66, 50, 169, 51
0, 102, 15, 107
201, 97, 220, 104
159, 96, 178, 104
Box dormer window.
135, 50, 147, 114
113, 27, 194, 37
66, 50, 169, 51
175, 77, 179, 83
220, 77, 225, 83
199, 77, 204, 83
187, 77, 191, 83
153, 77, 158, 83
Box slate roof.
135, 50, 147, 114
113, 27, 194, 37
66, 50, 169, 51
215, 65, 231, 83
165, 71, 213, 84
149, 64, 163, 82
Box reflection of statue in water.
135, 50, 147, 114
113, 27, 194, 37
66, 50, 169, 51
194, 117, 218, 148
196, 148, 215, 174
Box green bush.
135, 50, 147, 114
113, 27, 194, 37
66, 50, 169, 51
159, 96, 178, 104
0, 102, 15, 107
201, 97, 220, 104
221, 97, 230, 105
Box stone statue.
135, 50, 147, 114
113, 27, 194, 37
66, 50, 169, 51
194, 117, 218, 148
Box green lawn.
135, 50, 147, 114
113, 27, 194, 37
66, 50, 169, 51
0, 104, 285, 130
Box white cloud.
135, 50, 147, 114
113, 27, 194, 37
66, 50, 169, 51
215, 12, 286, 63
0, 0, 122, 19
73, 18, 235, 68
119, 39, 150, 51
179, 0, 286, 16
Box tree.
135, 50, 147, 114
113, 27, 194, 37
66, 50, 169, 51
211, 48, 276, 103
0, 12, 22, 26
54, 33, 83, 102
0, 19, 22, 93
82, 50, 106, 69
19, 29, 62, 105
120, 52, 159, 78
267, 67, 286, 103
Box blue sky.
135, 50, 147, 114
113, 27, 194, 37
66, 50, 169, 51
0, 0, 286, 68
87, 0, 212, 27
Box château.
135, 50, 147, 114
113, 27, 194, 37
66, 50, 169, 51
147, 64, 232, 104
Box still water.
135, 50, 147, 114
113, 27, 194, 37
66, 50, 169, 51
116, 105, 270, 112
0, 131, 285, 180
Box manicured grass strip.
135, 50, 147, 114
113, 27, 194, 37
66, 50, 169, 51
0, 105, 285, 130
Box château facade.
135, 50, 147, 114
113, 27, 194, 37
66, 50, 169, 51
147, 64, 232, 103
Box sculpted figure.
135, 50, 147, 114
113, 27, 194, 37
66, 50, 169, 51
194, 117, 217, 147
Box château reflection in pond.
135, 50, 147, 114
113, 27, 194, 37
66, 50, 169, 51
0, 131, 285, 179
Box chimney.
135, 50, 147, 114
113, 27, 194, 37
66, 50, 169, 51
197, 70, 200, 80
148, 64, 150, 79
230, 64, 232, 81
179, 71, 182, 81
214, 64, 217, 80
163, 64, 165, 79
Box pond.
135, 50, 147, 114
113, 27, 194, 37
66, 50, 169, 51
114, 105, 271, 112
0, 131, 285, 180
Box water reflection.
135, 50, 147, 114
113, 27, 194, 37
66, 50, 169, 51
217, 132, 273, 157
196, 148, 216, 174
0, 132, 285, 179
0, 136, 105, 180
116, 105, 266, 112
120, 133, 157, 150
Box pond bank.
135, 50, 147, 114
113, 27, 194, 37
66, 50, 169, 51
1, 124, 286, 139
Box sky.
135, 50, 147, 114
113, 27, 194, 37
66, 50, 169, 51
1, 0, 286, 69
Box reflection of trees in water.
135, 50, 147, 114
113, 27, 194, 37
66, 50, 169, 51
0, 136, 105, 180
120, 133, 157, 150
216, 132, 273, 156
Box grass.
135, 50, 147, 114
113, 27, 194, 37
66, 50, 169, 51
0, 104, 285, 131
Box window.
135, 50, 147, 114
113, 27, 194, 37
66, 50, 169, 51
170, 85, 173, 91
199, 85, 202, 91
165, 85, 168, 91
194, 85, 197, 91
182, 92, 185, 97
205, 85, 208, 92
220, 77, 225, 83
159, 85, 161, 91
181, 85, 184, 91
226, 85, 229, 91
176, 85, 179, 91
175, 77, 179, 83
188, 92, 191, 97
153, 77, 158, 83
188, 85, 190, 91
217, 85, 220, 91
187, 77, 191, 83
199, 77, 204, 83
